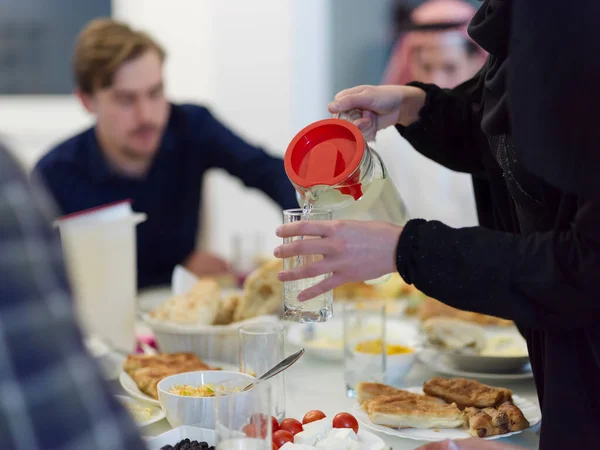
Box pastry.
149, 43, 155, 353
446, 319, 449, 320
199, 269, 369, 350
422, 317, 487, 352
365, 395, 465, 429
234, 258, 283, 322
422, 377, 512, 409
149, 278, 220, 325
418, 297, 514, 327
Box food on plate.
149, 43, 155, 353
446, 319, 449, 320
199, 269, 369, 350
498, 402, 530, 431
123, 353, 216, 400
480, 336, 528, 357
356, 382, 441, 405
361, 393, 464, 429
148, 259, 283, 327
422, 377, 513, 409
167, 383, 238, 397
265, 411, 361, 450
160, 439, 214, 450
354, 339, 414, 355
334, 273, 424, 302
280, 418, 304, 435
417, 297, 513, 327
273, 430, 295, 448
332, 413, 359, 434
302, 410, 326, 424
120, 400, 153, 423
358, 378, 529, 437
150, 279, 220, 325
422, 317, 487, 352
234, 258, 283, 322
213, 292, 241, 325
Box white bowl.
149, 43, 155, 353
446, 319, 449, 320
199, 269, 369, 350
352, 344, 417, 386
142, 314, 280, 364
157, 371, 254, 429
385, 350, 417, 385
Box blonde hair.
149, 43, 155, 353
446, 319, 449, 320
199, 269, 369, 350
73, 18, 166, 94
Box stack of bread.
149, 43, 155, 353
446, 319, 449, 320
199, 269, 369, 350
149, 258, 282, 326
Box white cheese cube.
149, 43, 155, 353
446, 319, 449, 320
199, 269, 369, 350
294, 431, 317, 446
301, 418, 332, 444
327, 428, 358, 441
280, 443, 315, 450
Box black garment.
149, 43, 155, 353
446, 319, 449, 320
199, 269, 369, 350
394, 1, 600, 448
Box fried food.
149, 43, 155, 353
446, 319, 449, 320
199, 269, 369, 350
498, 402, 530, 431
124, 353, 215, 399
365, 394, 465, 429
417, 297, 514, 327
234, 259, 282, 322
422, 377, 512, 409
422, 317, 487, 352
149, 279, 220, 325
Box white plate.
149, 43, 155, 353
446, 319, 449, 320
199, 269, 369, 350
145, 426, 217, 449
146, 427, 384, 450
418, 348, 534, 381
119, 360, 240, 406
116, 395, 166, 428
353, 387, 541, 442
287, 316, 419, 362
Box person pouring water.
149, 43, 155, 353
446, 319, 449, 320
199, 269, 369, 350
274, 1, 600, 449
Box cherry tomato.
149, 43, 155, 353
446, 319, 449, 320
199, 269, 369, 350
272, 443, 278, 450
279, 418, 303, 435
244, 414, 270, 438
302, 410, 326, 425
332, 412, 359, 434
271, 416, 280, 433
272, 430, 294, 448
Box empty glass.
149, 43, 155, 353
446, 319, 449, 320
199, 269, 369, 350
239, 323, 286, 421
215, 379, 272, 450
282, 208, 333, 322
343, 301, 387, 398
231, 231, 266, 287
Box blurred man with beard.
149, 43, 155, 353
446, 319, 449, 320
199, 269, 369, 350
34, 19, 296, 289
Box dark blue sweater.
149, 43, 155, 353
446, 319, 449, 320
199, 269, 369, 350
34, 103, 297, 288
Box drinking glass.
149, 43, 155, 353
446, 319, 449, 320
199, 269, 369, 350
282, 208, 333, 322
239, 323, 285, 421
343, 301, 387, 398
231, 231, 266, 287
215, 379, 272, 450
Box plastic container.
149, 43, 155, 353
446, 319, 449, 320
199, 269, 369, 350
55, 200, 145, 353
285, 110, 409, 226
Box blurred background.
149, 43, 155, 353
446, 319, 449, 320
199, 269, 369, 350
0, 0, 482, 260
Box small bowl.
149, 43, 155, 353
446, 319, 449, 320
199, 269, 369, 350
385, 349, 417, 385
353, 343, 417, 386
157, 371, 254, 429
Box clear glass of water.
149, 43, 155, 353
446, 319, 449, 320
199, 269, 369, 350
215, 379, 272, 450
343, 301, 387, 398
239, 323, 286, 421
282, 208, 333, 322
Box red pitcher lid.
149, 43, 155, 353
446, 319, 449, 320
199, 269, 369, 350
285, 118, 365, 189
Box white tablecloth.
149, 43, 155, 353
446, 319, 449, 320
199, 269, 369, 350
118, 343, 541, 449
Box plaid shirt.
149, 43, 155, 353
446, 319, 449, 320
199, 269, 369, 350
0, 146, 147, 449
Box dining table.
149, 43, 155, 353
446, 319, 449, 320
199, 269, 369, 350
112, 320, 541, 450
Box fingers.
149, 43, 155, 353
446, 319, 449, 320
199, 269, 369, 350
333, 85, 370, 101
274, 238, 336, 259
415, 440, 461, 450
297, 275, 342, 302
277, 259, 332, 283
276, 221, 333, 239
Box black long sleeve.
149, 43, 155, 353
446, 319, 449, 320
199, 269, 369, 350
397, 197, 600, 330
395, 76, 488, 177
394, 1, 600, 331
509, 0, 600, 200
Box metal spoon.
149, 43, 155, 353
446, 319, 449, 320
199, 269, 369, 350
242, 348, 305, 391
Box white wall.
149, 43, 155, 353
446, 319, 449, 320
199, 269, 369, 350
0, 0, 331, 262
